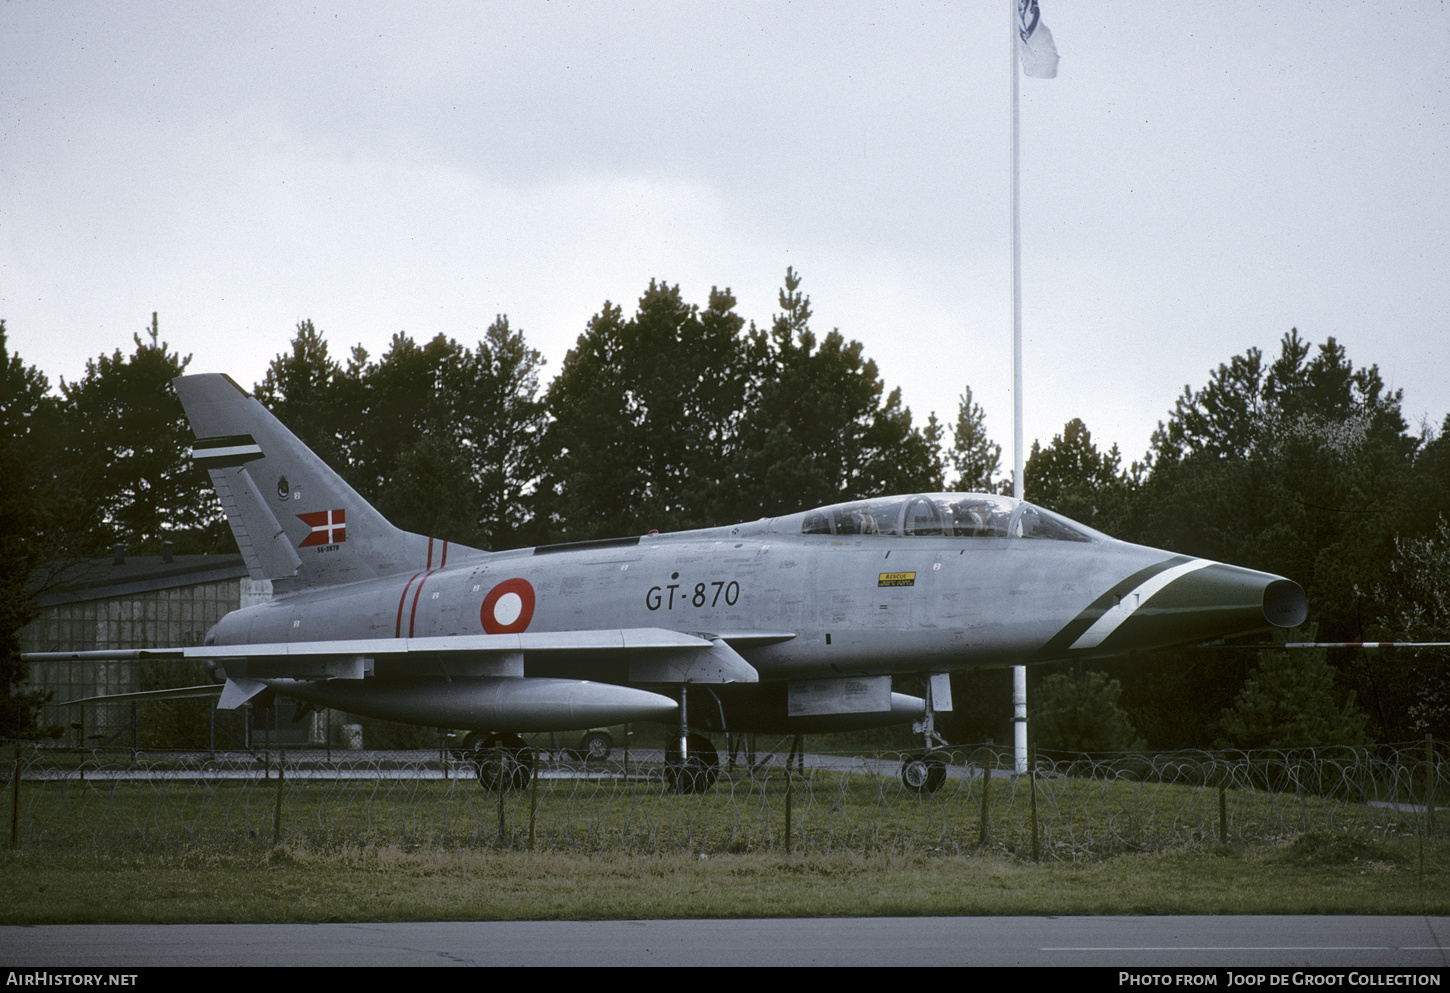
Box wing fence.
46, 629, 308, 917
3, 740, 1443, 859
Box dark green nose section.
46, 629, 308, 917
1067, 560, 1307, 657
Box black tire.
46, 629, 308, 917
902, 753, 947, 794
462, 731, 490, 753
665, 733, 719, 794
581, 730, 613, 760
473, 732, 533, 791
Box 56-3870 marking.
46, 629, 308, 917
646, 577, 740, 611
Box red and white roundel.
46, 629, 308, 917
480, 578, 535, 634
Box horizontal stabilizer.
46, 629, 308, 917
62, 684, 223, 707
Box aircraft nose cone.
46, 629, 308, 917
1071, 559, 1306, 656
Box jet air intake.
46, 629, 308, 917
1264, 578, 1308, 629
273, 676, 678, 731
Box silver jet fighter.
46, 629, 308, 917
32, 374, 1308, 792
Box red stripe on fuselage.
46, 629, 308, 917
396, 540, 451, 639
408, 569, 438, 637
395, 572, 424, 639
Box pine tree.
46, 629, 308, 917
1032, 670, 1145, 753
948, 385, 1001, 492
59, 314, 224, 554
1219, 643, 1370, 748
1024, 417, 1128, 530
0, 323, 64, 737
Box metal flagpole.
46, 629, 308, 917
1008, 1, 1058, 775
1010, 0, 1028, 776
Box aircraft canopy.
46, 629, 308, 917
796, 493, 1099, 542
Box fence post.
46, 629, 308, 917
9, 744, 20, 849
1426, 736, 1436, 835
496, 745, 507, 844
1029, 754, 1040, 862
978, 754, 992, 847
272, 747, 285, 846
528, 750, 538, 852
784, 767, 793, 855
1218, 759, 1229, 845
1296, 752, 1308, 832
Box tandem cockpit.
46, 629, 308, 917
792, 493, 1102, 542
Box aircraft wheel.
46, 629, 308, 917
665, 733, 719, 794
473, 733, 533, 792
581, 729, 613, 760
902, 753, 947, 794
462, 731, 489, 753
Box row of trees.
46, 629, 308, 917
1014, 331, 1450, 750
246, 269, 954, 548
3, 269, 1448, 748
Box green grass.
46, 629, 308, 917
3, 834, 1447, 924
8, 753, 1446, 924
7, 755, 1447, 923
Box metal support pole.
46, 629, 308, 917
675, 684, 690, 794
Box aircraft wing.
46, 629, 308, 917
23, 627, 786, 684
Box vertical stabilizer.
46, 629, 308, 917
174, 374, 469, 589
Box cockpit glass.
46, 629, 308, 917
797, 493, 1097, 542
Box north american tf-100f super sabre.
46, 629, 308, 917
31, 374, 1308, 792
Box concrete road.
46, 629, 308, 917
3, 917, 1447, 968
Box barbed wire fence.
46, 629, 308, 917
3, 738, 1444, 859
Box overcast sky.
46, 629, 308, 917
4, 1, 1447, 478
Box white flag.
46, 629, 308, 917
1017, 0, 1059, 79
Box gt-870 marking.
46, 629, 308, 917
646, 580, 740, 611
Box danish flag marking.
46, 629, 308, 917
298, 509, 347, 547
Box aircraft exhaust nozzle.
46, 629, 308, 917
273, 676, 678, 732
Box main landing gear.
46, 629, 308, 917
666, 733, 719, 794
464, 731, 534, 791
667, 684, 720, 794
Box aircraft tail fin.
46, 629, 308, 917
174, 373, 466, 589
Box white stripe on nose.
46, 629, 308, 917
1070, 558, 1214, 650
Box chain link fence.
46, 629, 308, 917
3, 739, 1444, 859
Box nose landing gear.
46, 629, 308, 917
901, 752, 948, 793
902, 673, 951, 794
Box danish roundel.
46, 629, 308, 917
480, 578, 535, 634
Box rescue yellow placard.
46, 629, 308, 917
878, 572, 916, 587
